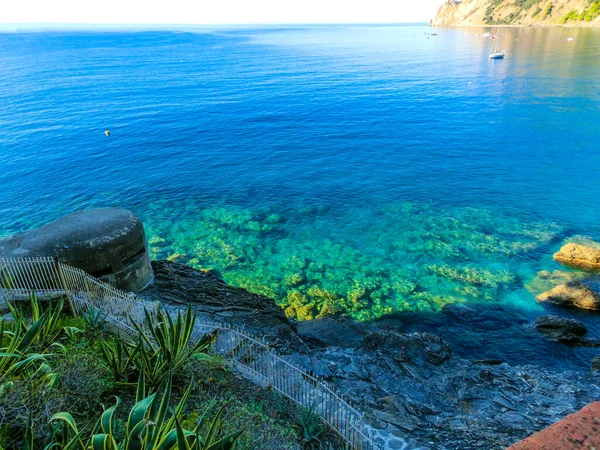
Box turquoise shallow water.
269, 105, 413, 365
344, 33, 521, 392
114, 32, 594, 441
1, 25, 600, 368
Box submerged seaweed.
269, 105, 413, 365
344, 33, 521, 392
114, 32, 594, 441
140, 199, 563, 321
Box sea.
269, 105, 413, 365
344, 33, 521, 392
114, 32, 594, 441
1, 24, 599, 370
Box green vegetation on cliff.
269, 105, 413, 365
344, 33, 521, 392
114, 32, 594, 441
432, 0, 600, 26
562, 0, 600, 23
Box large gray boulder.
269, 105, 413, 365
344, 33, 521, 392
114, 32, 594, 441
0, 208, 153, 292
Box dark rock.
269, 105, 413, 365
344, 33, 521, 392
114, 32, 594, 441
310, 357, 332, 379
536, 282, 600, 311
362, 330, 452, 368
296, 315, 370, 348
141, 260, 300, 349
535, 315, 587, 344
591, 357, 600, 372
554, 242, 600, 272
0, 208, 153, 292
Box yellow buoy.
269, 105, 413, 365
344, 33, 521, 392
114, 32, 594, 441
104, 130, 111, 136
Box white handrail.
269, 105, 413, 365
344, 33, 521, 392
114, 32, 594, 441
0, 257, 381, 450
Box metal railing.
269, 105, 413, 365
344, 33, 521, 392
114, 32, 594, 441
0, 257, 382, 450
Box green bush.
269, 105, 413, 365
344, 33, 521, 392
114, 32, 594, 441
562, 9, 578, 23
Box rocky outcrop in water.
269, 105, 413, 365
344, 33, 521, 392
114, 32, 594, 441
536, 282, 600, 311
534, 315, 588, 344
554, 242, 600, 272
146, 261, 600, 450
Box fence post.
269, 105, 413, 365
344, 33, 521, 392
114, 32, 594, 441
54, 257, 76, 316
265, 347, 272, 387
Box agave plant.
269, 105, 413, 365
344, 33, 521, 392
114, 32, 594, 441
130, 307, 218, 388
83, 306, 106, 332
295, 403, 326, 448
0, 309, 54, 381
100, 335, 139, 383
46, 372, 242, 450
0, 294, 75, 391
6, 293, 69, 347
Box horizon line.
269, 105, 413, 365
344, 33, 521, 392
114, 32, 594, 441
0, 21, 431, 29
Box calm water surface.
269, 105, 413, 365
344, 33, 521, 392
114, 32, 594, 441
1, 25, 599, 369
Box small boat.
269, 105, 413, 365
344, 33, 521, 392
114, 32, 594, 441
488, 28, 505, 59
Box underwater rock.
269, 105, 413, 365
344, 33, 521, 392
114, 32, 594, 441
526, 270, 587, 297
534, 315, 588, 345
536, 282, 600, 311
166, 253, 186, 262
554, 243, 600, 272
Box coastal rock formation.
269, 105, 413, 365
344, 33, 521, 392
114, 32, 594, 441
291, 316, 600, 450
145, 261, 600, 450
536, 282, 600, 311
553, 242, 600, 272
534, 315, 587, 344
526, 269, 587, 297
140, 260, 301, 350
431, 0, 600, 26
0, 208, 153, 292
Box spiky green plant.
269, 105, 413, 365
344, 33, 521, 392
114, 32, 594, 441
100, 336, 139, 383
295, 404, 326, 448
0, 310, 48, 376
83, 306, 106, 332
45, 372, 242, 450
6, 293, 69, 347
130, 307, 218, 388
0, 294, 75, 391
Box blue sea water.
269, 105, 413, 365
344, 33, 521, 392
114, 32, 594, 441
1, 25, 600, 369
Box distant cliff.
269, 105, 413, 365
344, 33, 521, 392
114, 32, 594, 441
431, 0, 600, 26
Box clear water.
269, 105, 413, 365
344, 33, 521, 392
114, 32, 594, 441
1, 25, 599, 368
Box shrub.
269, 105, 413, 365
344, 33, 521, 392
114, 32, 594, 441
53, 343, 113, 416
0, 375, 65, 447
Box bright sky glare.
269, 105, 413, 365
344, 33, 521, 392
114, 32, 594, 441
2, 0, 444, 25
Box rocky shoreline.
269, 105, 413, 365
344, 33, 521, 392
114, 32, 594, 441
141, 260, 600, 450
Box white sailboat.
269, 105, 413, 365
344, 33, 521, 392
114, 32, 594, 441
488, 28, 505, 59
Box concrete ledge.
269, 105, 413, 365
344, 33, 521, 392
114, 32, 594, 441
507, 402, 600, 450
